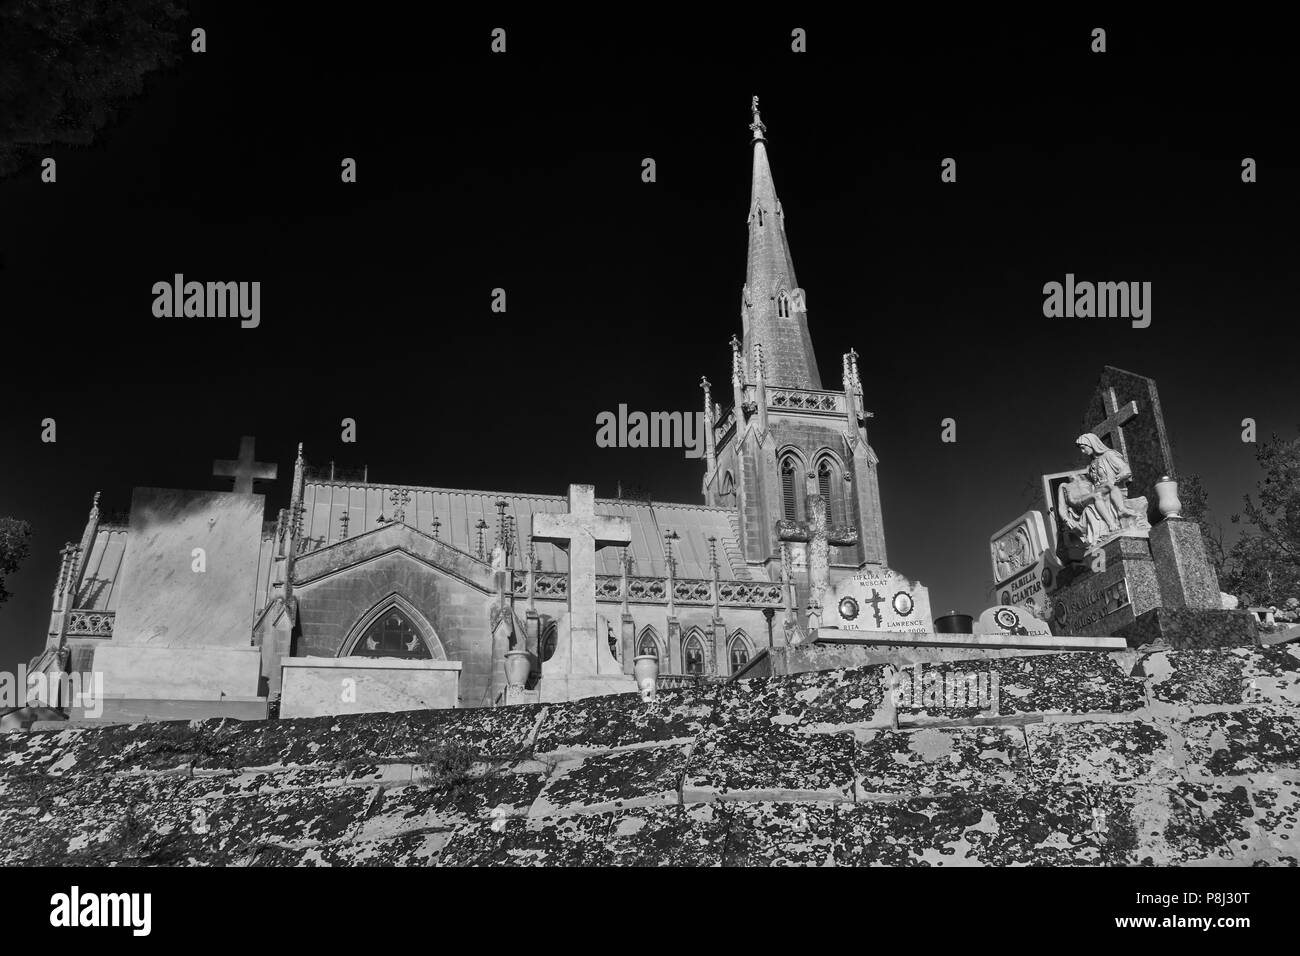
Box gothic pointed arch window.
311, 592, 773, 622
682, 631, 706, 676
727, 631, 754, 674
817, 457, 835, 521
780, 455, 803, 522
777, 291, 790, 318
354, 607, 432, 659
636, 626, 661, 661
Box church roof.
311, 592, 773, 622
299, 482, 753, 581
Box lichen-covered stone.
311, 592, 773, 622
355, 768, 548, 841
1177, 777, 1300, 865
855, 726, 1032, 799
251, 831, 448, 866
836, 787, 1101, 866
529, 744, 687, 817
438, 813, 612, 866
1087, 785, 1233, 865
533, 688, 716, 754
1026, 719, 1182, 785
1179, 707, 1300, 778
985, 653, 1147, 718
1142, 649, 1246, 708
721, 802, 836, 866
600, 804, 728, 866
683, 724, 854, 802
714, 666, 891, 734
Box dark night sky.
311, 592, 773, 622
2, 11, 1298, 668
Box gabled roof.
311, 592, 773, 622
298, 482, 753, 581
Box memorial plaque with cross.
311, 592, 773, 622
1080, 366, 1176, 526
213, 436, 278, 495
531, 484, 632, 676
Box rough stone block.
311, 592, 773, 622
603, 804, 729, 866
533, 687, 716, 754
682, 724, 854, 803
1179, 708, 1300, 778
835, 787, 1102, 866
353, 767, 547, 841
438, 812, 612, 866
250, 831, 448, 866
1088, 785, 1233, 865
714, 665, 891, 734
721, 801, 837, 866
1177, 776, 1300, 865
855, 726, 1032, 799
1026, 719, 1182, 785
528, 744, 688, 817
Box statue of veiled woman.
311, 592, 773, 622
1059, 433, 1149, 550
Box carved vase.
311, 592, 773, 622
1155, 476, 1182, 519
504, 650, 532, 690
633, 655, 659, 699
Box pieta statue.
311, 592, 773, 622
1058, 433, 1150, 552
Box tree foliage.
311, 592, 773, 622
1222, 430, 1300, 607
0, 0, 189, 179
0, 517, 34, 605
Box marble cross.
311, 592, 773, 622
1088, 387, 1138, 459
532, 484, 632, 675
213, 436, 277, 495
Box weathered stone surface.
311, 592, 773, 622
533, 688, 715, 754
439, 813, 612, 866
1120, 608, 1258, 649
1179, 708, 1300, 778
986, 653, 1146, 718
1088, 785, 1233, 865
856, 726, 1032, 799
1142, 649, 1247, 708
529, 744, 687, 817
603, 804, 728, 866
1026, 720, 1182, 785
835, 787, 1101, 866
683, 724, 854, 802
714, 666, 891, 734
251, 831, 448, 866
1177, 777, 1300, 865
721, 802, 836, 866
354, 768, 548, 841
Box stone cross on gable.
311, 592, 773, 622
531, 484, 632, 676
1088, 387, 1138, 459
213, 436, 277, 495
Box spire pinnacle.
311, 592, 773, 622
749, 95, 766, 142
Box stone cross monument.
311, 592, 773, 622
531, 484, 636, 701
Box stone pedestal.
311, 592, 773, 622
1118, 608, 1258, 649
1048, 536, 1161, 637
1149, 518, 1221, 609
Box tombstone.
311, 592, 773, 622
1036, 369, 1253, 646
530, 484, 637, 702
1080, 367, 1174, 526
822, 567, 933, 634
975, 604, 1053, 639
989, 510, 1057, 618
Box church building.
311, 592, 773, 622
28, 100, 896, 722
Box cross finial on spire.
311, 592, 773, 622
750, 95, 766, 142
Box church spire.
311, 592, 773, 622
742, 96, 821, 390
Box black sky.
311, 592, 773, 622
2, 10, 1298, 667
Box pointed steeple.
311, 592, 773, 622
742, 96, 821, 390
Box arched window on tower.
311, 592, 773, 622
682, 632, 706, 676
817, 458, 835, 522
354, 608, 431, 659
780, 456, 801, 522
777, 291, 790, 318
728, 632, 753, 674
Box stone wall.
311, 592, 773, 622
1, 644, 1296, 866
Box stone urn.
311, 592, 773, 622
504, 650, 532, 690
1155, 476, 1182, 519
633, 654, 659, 700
